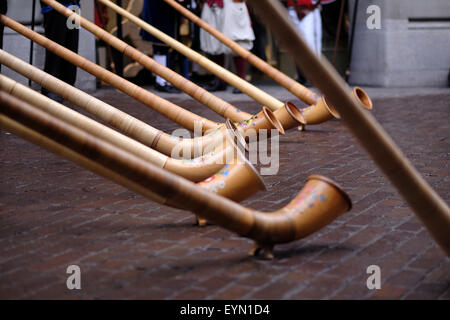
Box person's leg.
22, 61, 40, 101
205, 54, 227, 91
153, 45, 180, 93
232, 56, 246, 94
42, 9, 79, 100
153, 47, 168, 87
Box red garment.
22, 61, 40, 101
287, 0, 314, 6
206, 0, 224, 8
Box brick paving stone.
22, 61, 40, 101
0, 88, 449, 299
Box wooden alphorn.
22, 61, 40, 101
246, 0, 450, 255
96, 0, 286, 112
0, 49, 293, 160
0, 91, 352, 259
39, 0, 307, 131
41, 0, 249, 123
0, 74, 252, 183
163, 0, 319, 105
94, 0, 372, 128
0, 14, 218, 133
1, 15, 308, 136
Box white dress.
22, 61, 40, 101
288, 4, 322, 57
200, 0, 255, 55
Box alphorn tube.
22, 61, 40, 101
0, 81, 266, 205
0, 49, 226, 157
0, 16, 304, 135
41, 0, 250, 123
39, 0, 306, 131
246, 0, 450, 255
0, 14, 219, 133
163, 0, 319, 105
84, 0, 371, 129
0, 91, 352, 259
96, 0, 286, 111
0, 74, 244, 182
163, 0, 374, 126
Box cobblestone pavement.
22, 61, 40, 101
0, 85, 449, 300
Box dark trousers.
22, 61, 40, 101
0, 0, 7, 71
41, 9, 79, 95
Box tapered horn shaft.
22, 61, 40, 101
0, 74, 240, 182
1, 16, 304, 134
1, 91, 352, 259
96, 0, 285, 112
163, 0, 319, 105
41, 0, 251, 123
246, 0, 450, 255
0, 14, 219, 133
0, 49, 223, 157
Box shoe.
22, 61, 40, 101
232, 88, 242, 94
204, 79, 228, 92
155, 83, 181, 93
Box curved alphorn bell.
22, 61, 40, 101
37, 1, 307, 131
0, 91, 352, 259
246, 0, 450, 255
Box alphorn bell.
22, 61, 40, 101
38, 0, 307, 131
246, 0, 450, 255
163, 0, 319, 105
0, 91, 352, 259
95, 0, 373, 129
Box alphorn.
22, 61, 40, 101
0, 91, 352, 259
0, 76, 267, 225
0, 49, 266, 158
246, 0, 450, 255
96, 0, 285, 112
38, 0, 307, 131
0, 14, 218, 133
0, 74, 252, 184
42, 0, 248, 123
95, 0, 373, 127
0, 15, 308, 138
163, 0, 319, 105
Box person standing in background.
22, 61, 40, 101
0, 0, 6, 51
140, 0, 180, 93
200, 0, 255, 93
39, 0, 80, 102
0, 0, 7, 73
284, 0, 322, 85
